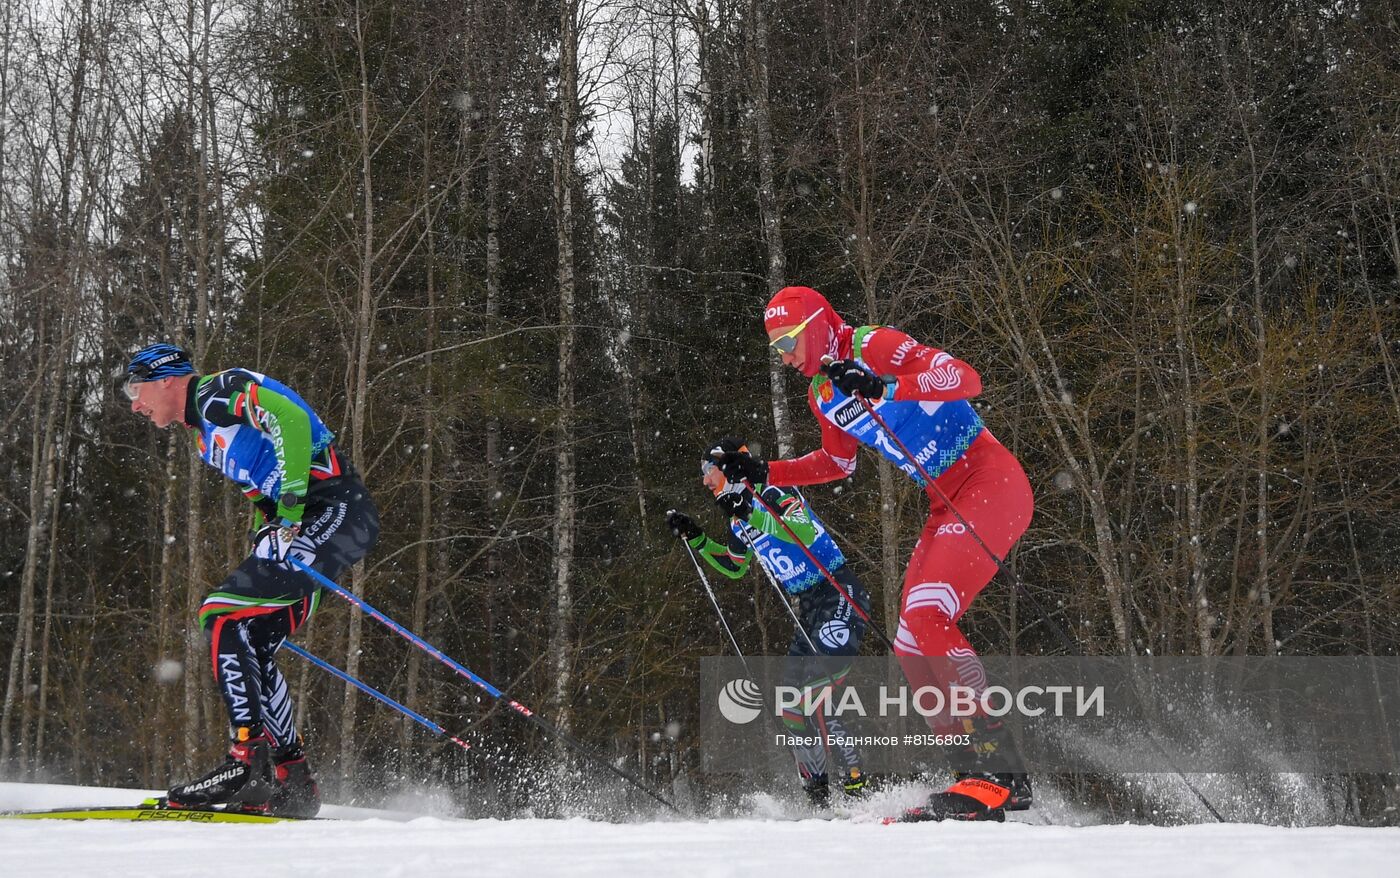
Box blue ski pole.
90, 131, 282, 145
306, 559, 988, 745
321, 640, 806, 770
282, 642, 471, 752
286, 557, 678, 812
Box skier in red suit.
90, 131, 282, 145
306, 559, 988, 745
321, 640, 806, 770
713, 285, 1035, 821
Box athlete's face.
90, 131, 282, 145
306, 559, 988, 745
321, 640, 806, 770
768, 325, 811, 374
766, 306, 828, 378
702, 463, 727, 495
128, 376, 186, 429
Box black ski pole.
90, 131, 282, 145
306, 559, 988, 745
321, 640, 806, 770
733, 527, 820, 655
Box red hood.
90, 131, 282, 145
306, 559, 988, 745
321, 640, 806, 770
764, 286, 852, 377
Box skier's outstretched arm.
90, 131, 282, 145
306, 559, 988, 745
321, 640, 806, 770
666, 509, 750, 578
765, 389, 861, 486
689, 529, 751, 579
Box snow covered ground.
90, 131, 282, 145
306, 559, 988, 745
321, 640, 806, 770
2, 781, 1397, 877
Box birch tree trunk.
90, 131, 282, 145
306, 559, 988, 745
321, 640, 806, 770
744, 0, 792, 456
403, 169, 437, 763
549, 0, 580, 745
2, 317, 50, 774
30, 363, 76, 773
339, 0, 379, 777
179, 0, 216, 771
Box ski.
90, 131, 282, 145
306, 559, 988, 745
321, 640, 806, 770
0, 797, 312, 823
881, 806, 1007, 824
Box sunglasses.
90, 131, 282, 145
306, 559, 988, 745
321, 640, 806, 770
768, 308, 824, 355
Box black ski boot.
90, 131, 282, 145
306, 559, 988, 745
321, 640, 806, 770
889, 717, 1032, 823
803, 773, 831, 807
267, 737, 321, 818
167, 725, 276, 812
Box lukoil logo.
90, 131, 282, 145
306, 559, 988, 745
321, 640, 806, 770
718, 678, 763, 724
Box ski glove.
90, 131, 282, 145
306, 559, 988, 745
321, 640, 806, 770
665, 509, 703, 542
711, 448, 768, 486
824, 359, 891, 400
252, 522, 310, 567
251, 497, 279, 528
714, 485, 753, 519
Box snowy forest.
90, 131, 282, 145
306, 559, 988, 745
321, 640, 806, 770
1, 0, 1398, 820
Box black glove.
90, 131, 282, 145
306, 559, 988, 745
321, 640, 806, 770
714, 486, 753, 519
824, 358, 889, 399
711, 448, 768, 486
665, 509, 703, 541
252, 522, 300, 565
253, 497, 279, 527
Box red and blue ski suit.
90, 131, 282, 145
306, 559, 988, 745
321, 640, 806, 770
764, 286, 1034, 732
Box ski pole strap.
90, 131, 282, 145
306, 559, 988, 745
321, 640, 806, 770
283, 642, 471, 752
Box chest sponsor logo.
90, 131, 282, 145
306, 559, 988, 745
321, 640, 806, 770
735, 520, 765, 545
830, 396, 867, 429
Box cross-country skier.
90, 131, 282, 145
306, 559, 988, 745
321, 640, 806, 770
123, 343, 380, 817
711, 287, 1035, 822
666, 438, 871, 806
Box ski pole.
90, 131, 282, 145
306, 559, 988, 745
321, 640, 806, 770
287, 558, 678, 812
683, 543, 812, 778
684, 542, 751, 674
733, 527, 820, 655
846, 387, 1076, 651
742, 486, 896, 651
283, 642, 472, 752
837, 375, 1227, 822
814, 355, 1070, 649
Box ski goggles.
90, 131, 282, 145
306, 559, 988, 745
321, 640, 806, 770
768, 308, 824, 355
121, 361, 158, 401
121, 377, 151, 401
